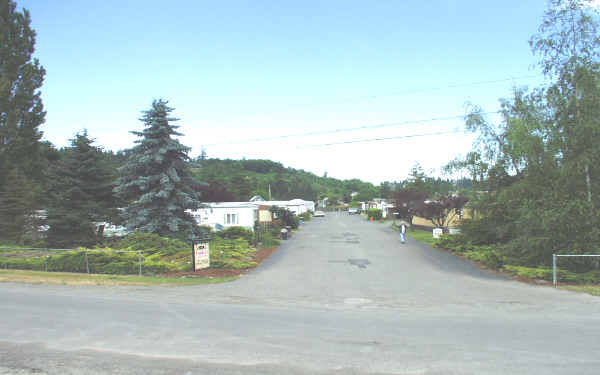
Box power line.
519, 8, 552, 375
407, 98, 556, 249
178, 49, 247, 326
207, 129, 468, 158
205, 112, 497, 147
370, 75, 540, 98
203, 73, 541, 147
298, 130, 466, 148
279, 73, 543, 114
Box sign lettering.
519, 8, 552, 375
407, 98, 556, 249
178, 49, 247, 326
194, 242, 210, 271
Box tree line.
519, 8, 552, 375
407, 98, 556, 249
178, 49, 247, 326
2, 0, 460, 248
443, 0, 600, 269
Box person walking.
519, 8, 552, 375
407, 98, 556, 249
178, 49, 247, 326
400, 222, 407, 244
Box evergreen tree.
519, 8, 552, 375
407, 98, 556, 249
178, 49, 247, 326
46, 131, 117, 248
0, 0, 46, 184
0, 167, 39, 244
114, 99, 200, 238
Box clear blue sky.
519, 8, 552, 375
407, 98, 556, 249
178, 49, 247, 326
20, 0, 553, 184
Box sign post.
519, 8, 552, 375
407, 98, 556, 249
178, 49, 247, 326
192, 238, 210, 271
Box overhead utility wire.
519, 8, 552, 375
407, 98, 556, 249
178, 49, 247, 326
205, 112, 497, 147
371, 75, 540, 98
298, 130, 466, 148
283, 74, 542, 113
204, 74, 540, 147
206, 129, 467, 158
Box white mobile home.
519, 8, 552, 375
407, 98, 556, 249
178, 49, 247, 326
259, 199, 314, 216
362, 199, 395, 218
190, 202, 258, 231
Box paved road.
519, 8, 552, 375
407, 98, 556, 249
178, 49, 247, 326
1, 213, 599, 374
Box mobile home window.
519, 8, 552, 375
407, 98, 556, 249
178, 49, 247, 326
224, 213, 238, 225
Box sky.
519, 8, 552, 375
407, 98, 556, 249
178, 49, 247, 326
18, 0, 558, 184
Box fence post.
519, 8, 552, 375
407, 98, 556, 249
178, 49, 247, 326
553, 254, 557, 287
138, 251, 142, 276
85, 251, 90, 274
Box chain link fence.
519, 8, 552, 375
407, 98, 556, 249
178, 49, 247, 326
1, 247, 143, 276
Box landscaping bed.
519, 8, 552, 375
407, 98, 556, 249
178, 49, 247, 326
1, 229, 281, 279
161, 246, 279, 278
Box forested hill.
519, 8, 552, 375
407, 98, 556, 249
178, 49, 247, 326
188, 158, 378, 203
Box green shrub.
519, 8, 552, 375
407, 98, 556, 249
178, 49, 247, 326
459, 218, 505, 245
503, 265, 553, 280
434, 234, 467, 249
482, 249, 504, 269
0, 247, 188, 275
217, 227, 254, 244
209, 238, 256, 269
106, 232, 189, 255
502, 265, 600, 284
269, 222, 282, 237
47, 251, 88, 272
366, 208, 382, 220
2, 256, 45, 271
299, 212, 311, 222
261, 232, 280, 248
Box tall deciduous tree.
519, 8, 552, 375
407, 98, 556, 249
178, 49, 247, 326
115, 100, 200, 238
530, 0, 600, 205
0, 0, 46, 183
446, 0, 600, 268
45, 131, 118, 248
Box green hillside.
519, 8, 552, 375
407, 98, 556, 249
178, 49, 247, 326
189, 158, 378, 203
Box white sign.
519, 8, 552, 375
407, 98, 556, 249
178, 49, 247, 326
194, 242, 210, 271
449, 228, 461, 235
432, 228, 443, 239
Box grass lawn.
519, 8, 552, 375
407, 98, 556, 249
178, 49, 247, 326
0, 269, 237, 286
405, 228, 437, 247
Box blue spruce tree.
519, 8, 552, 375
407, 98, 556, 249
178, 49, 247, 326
115, 100, 200, 238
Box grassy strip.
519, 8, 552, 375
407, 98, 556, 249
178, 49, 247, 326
559, 285, 600, 296
405, 227, 437, 247
0, 269, 237, 286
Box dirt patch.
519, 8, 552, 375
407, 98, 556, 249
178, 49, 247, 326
161, 246, 279, 278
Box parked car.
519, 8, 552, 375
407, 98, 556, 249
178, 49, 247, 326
348, 208, 358, 215
314, 211, 325, 217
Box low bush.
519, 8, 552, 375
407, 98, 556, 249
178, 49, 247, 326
216, 227, 254, 244
106, 232, 189, 256
366, 208, 382, 220
457, 218, 501, 245
433, 234, 468, 250
434, 234, 505, 269
288, 215, 300, 229
463, 248, 505, 270
1, 229, 272, 275
210, 238, 256, 269
2, 256, 45, 271
299, 212, 311, 222
502, 265, 600, 284
261, 232, 280, 248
